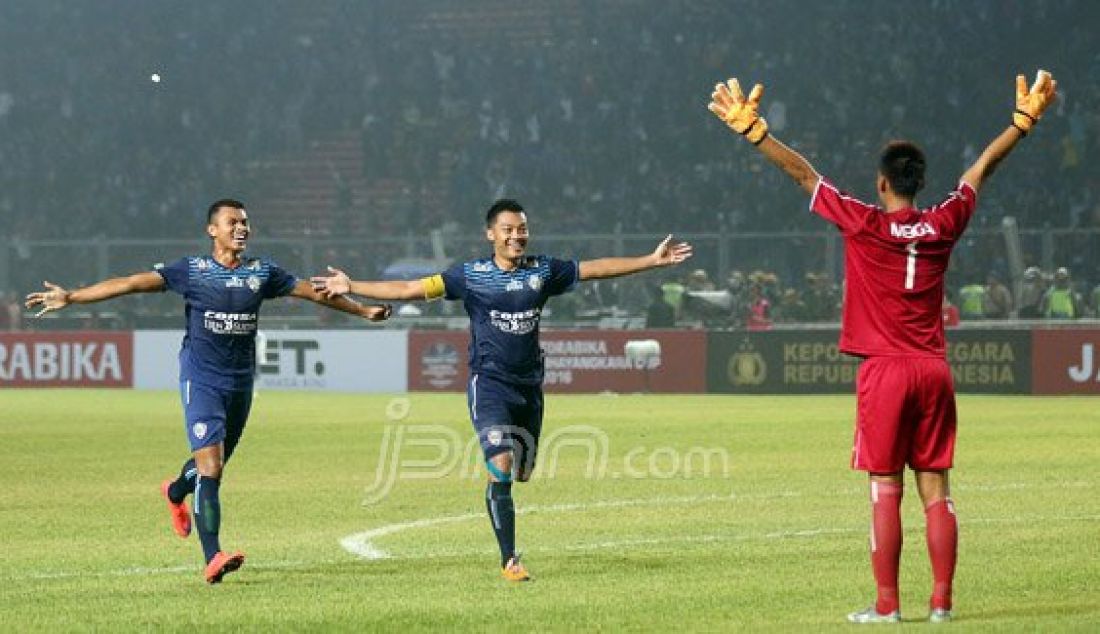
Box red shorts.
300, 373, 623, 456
851, 356, 957, 473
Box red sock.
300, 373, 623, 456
925, 498, 958, 610
870, 480, 903, 614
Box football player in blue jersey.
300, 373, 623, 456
312, 198, 691, 581
25, 199, 391, 583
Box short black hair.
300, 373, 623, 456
485, 198, 524, 227
879, 141, 926, 198
207, 199, 246, 224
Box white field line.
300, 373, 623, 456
955, 480, 1093, 492
340, 491, 802, 560
23, 558, 322, 581
337, 488, 1100, 561
25, 511, 1099, 581
12, 486, 1098, 581
339, 513, 482, 559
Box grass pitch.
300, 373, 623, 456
1, 390, 1097, 631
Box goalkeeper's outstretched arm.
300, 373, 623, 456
960, 70, 1057, 194
753, 136, 820, 195
708, 79, 820, 194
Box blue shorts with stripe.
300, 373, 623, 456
466, 372, 543, 470
179, 379, 253, 455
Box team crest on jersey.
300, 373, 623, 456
527, 275, 543, 291
487, 428, 504, 446
192, 422, 208, 440
247, 275, 262, 292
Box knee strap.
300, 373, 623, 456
485, 460, 512, 483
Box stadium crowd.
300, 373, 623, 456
637, 262, 1100, 331
2, 1, 1097, 324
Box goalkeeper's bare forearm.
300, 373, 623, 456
753, 135, 821, 195
961, 70, 1056, 194
708, 78, 820, 194
959, 126, 1024, 194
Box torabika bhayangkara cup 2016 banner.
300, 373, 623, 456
408, 329, 708, 393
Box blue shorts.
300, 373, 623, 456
467, 373, 543, 471
179, 379, 253, 455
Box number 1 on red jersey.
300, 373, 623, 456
905, 242, 918, 290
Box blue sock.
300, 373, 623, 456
167, 458, 197, 503
486, 482, 515, 568
194, 475, 222, 563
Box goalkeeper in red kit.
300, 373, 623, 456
708, 71, 1056, 623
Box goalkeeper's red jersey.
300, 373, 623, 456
810, 177, 977, 358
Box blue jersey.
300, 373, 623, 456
156, 255, 298, 391
441, 255, 579, 385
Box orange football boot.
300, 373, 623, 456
501, 555, 531, 582
204, 551, 245, 584
160, 479, 191, 538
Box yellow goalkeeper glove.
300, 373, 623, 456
1012, 69, 1057, 135
709, 78, 769, 145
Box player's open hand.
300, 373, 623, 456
652, 235, 693, 267
25, 281, 71, 317
363, 304, 392, 322
310, 266, 351, 299
1013, 70, 1057, 134
708, 78, 769, 144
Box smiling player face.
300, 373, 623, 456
207, 206, 251, 258
487, 210, 529, 269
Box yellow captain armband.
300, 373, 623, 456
421, 274, 446, 300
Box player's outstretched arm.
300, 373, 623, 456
579, 235, 692, 281
708, 78, 821, 194
961, 70, 1057, 194
289, 280, 392, 322
24, 272, 165, 317
310, 266, 435, 301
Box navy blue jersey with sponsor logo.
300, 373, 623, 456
441, 255, 578, 385
156, 256, 297, 390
